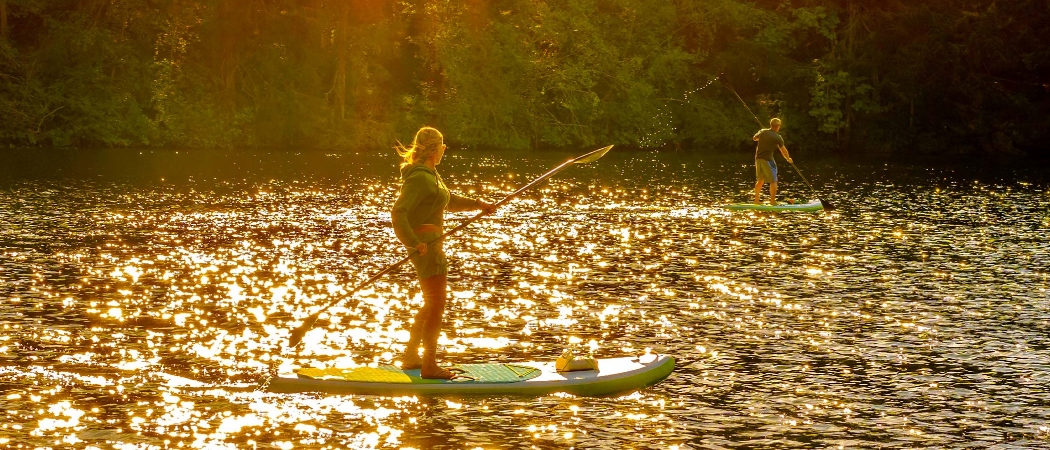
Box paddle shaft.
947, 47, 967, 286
723, 82, 765, 130
786, 161, 819, 193
287, 145, 613, 348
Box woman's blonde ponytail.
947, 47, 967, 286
395, 127, 444, 169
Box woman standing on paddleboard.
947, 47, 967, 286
391, 126, 495, 379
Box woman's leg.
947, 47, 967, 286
418, 274, 456, 379
400, 304, 429, 369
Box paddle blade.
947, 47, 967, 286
573, 145, 613, 164
287, 314, 320, 348
819, 198, 835, 212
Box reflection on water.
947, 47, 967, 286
1, 148, 1048, 448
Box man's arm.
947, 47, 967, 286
778, 145, 793, 164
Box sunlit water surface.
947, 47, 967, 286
1, 148, 1048, 449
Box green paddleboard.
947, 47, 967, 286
724, 199, 824, 212
267, 354, 675, 397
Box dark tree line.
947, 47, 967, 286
1, 0, 1047, 155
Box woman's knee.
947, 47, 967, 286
420, 276, 446, 302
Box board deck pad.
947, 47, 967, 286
297, 363, 542, 384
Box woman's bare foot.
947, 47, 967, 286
420, 364, 465, 380
400, 353, 422, 370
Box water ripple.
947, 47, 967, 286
0, 149, 1048, 448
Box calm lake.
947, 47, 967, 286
1, 147, 1048, 448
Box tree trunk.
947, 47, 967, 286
331, 2, 349, 121
841, 0, 859, 153
909, 99, 914, 130
846, 0, 856, 60
405, 0, 445, 114
219, 0, 238, 110
843, 105, 853, 152
1, 0, 8, 38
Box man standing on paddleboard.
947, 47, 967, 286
753, 118, 794, 205
391, 126, 495, 379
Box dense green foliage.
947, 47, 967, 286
1, 0, 1047, 155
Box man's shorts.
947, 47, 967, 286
755, 158, 778, 183
408, 229, 448, 279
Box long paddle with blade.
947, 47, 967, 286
785, 160, 834, 211
722, 82, 836, 211
286, 145, 614, 348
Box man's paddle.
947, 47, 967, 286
785, 160, 834, 211
286, 145, 614, 349
722, 82, 836, 211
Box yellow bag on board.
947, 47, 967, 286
555, 348, 599, 372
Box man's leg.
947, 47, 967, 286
769, 182, 778, 205
754, 180, 764, 204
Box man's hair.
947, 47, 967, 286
770, 118, 781, 127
